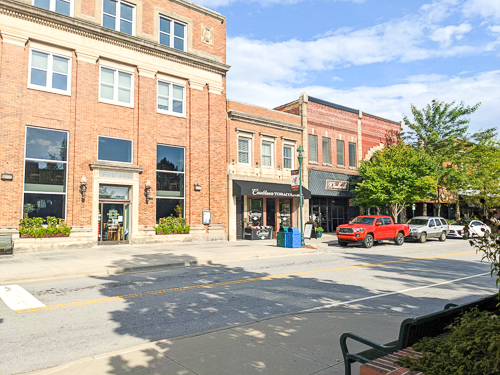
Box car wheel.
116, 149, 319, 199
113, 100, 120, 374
419, 232, 427, 243
338, 241, 348, 247
439, 231, 447, 242
394, 232, 404, 246
363, 234, 374, 248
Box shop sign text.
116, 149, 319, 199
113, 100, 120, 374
325, 180, 349, 191
252, 189, 299, 198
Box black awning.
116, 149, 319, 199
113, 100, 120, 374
233, 180, 311, 199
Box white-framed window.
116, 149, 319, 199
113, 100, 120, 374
33, 0, 73, 17
23, 126, 68, 220
159, 16, 186, 52
261, 141, 274, 168
28, 49, 71, 95
283, 145, 294, 170
99, 66, 134, 106
156, 144, 185, 223
98, 136, 133, 163
238, 137, 251, 165
157, 80, 185, 116
102, 0, 135, 35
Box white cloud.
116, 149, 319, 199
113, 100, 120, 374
463, 0, 500, 19
227, 71, 500, 133
430, 23, 472, 47
489, 25, 500, 33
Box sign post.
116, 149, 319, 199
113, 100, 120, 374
297, 146, 305, 247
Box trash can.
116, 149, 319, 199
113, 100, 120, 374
285, 227, 301, 248
277, 227, 285, 247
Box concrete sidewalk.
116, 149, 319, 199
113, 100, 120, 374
0, 235, 336, 284
27, 309, 408, 375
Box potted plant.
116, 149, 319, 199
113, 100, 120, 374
316, 227, 324, 238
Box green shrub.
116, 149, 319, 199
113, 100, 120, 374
316, 227, 324, 233
397, 307, 500, 375
156, 215, 189, 234
19, 217, 71, 238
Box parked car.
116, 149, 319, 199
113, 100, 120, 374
448, 219, 491, 239
336, 215, 410, 248
406, 216, 449, 243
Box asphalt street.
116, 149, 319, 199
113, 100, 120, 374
0, 238, 496, 375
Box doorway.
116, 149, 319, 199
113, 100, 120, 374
236, 196, 244, 240
99, 202, 130, 244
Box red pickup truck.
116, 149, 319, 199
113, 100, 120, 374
336, 215, 410, 248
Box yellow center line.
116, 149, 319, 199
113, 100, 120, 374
16, 250, 477, 313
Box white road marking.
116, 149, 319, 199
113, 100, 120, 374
0, 285, 46, 311
301, 272, 491, 312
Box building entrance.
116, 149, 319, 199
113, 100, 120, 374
98, 185, 131, 245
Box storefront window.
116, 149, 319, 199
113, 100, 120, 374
249, 198, 263, 226
156, 144, 185, 222
24, 126, 68, 219
279, 199, 291, 227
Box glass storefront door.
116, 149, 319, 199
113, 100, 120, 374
98, 185, 131, 245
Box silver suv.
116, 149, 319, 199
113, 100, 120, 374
407, 216, 449, 243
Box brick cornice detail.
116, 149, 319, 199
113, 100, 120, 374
0, 0, 230, 75
228, 110, 303, 134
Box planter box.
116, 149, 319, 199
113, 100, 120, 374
20, 233, 70, 238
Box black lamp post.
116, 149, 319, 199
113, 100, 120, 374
297, 145, 305, 246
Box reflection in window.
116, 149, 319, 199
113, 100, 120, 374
157, 81, 185, 115
99, 185, 129, 199
249, 198, 263, 227
29, 49, 71, 93
100, 66, 133, 106
98, 136, 132, 163
102, 0, 135, 35
24, 126, 68, 219
34, 0, 72, 16
156, 145, 185, 222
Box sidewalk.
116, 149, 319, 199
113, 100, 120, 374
0, 234, 337, 284
27, 309, 408, 375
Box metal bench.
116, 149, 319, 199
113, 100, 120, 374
340, 294, 498, 375
0, 234, 13, 255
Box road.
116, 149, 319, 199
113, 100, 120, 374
0, 238, 496, 374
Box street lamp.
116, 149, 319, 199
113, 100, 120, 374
412, 203, 416, 218
297, 145, 305, 246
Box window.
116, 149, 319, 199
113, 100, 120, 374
99, 66, 133, 106
261, 141, 273, 167
238, 137, 251, 165
349, 142, 356, 168
29, 49, 71, 94
24, 127, 68, 219
383, 218, 392, 225
322, 137, 331, 164
337, 140, 344, 166
283, 145, 293, 170
157, 81, 185, 116
98, 136, 132, 163
159, 16, 186, 51
33, 0, 72, 16
102, 0, 135, 35
156, 145, 185, 222
309, 134, 317, 162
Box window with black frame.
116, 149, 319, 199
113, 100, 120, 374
24, 126, 68, 219
156, 145, 185, 222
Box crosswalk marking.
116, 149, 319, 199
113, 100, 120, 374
0, 285, 46, 311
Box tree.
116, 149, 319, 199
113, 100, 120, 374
403, 100, 480, 217
463, 129, 500, 217
354, 142, 437, 223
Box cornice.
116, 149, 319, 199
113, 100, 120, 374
168, 0, 225, 23
89, 162, 144, 173
0, 0, 230, 75
228, 110, 303, 134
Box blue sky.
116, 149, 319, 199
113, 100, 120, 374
197, 0, 500, 134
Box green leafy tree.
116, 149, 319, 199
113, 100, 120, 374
403, 100, 480, 217
355, 142, 437, 223
463, 129, 500, 216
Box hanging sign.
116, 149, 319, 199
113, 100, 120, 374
291, 170, 300, 192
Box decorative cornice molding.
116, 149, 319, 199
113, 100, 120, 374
169, 0, 225, 23
228, 110, 304, 134
1, 30, 28, 46
0, 0, 230, 75
89, 161, 144, 173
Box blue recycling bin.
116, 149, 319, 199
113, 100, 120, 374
284, 227, 301, 248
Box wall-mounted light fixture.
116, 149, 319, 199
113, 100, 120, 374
1, 172, 13, 181
79, 175, 87, 202
194, 184, 202, 191
144, 179, 152, 203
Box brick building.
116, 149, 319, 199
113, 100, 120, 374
276, 93, 403, 232
226, 100, 310, 241
0, 0, 229, 249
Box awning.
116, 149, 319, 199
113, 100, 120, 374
233, 180, 311, 199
